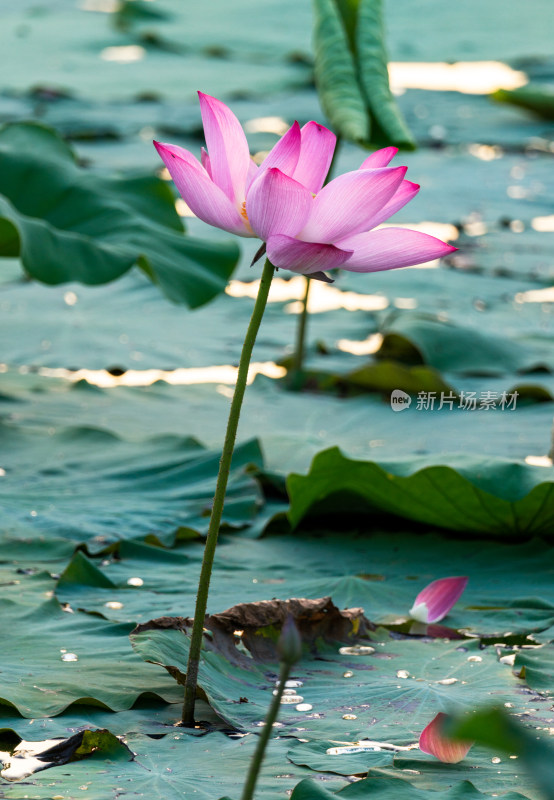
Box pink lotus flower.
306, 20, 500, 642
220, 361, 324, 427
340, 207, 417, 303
409, 576, 468, 623
154, 93, 457, 280
419, 713, 473, 763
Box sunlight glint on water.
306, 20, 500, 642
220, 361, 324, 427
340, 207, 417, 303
38, 362, 286, 389
524, 455, 553, 467
100, 46, 146, 63
227, 275, 389, 312
531, 216, 554, 232
0, 739, 62, 781
327, 740, 419, 755
337, 334, 383, 356
516, 289, 554, 304
244, 117, 289, 135
79, 0, 119, 10
388, 62, 527, 94
338, 645, 375, 656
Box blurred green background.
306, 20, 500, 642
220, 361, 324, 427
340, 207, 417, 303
1, 3, 554, 798
1, 0, 553, 470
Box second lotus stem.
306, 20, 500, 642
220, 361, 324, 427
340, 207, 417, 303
240, 617, 302, 800
240, 662, 290, 800
289, 136, 342, 387
289, 276, 312, 390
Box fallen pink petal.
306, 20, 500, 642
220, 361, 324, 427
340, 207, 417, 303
419, 713, 474, 763
154, 93, 457, 279
409, 576, 468, 623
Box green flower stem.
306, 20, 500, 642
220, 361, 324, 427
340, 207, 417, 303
182, 258, 275, 726
240, 661, 290, 800
289, 275, 312, 389
289, 136, 342, 388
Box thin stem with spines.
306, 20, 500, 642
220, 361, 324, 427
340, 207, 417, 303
182, 258, 275, 725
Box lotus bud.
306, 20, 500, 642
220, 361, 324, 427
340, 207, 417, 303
409, 576, 468, 623
277, 616, 302, 665
420, 712, 474, 763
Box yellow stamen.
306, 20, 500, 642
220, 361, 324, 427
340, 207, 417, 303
240, 201, 253, 234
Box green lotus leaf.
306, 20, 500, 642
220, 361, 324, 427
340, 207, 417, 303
0, 122, 239, 306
